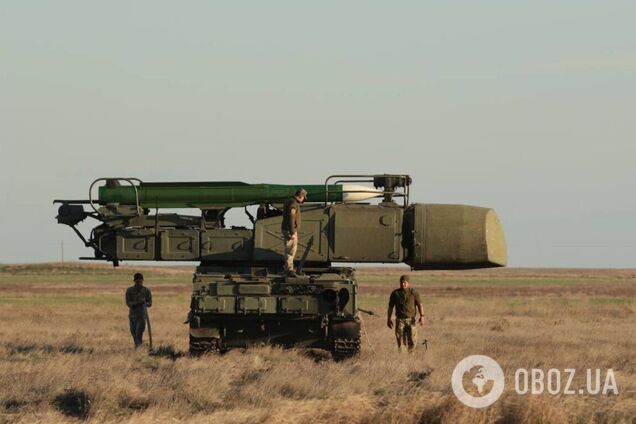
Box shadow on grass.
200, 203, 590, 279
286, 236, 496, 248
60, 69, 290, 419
149, 344, 185, 361
7, 343, 94, 355
117, 393, 150, 412
302, 348, 332, 363
3, 398, 26, 412
408, 368, 433, 385
52, 389, 91, 420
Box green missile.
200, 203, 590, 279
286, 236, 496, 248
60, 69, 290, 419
97, 181, 383, 208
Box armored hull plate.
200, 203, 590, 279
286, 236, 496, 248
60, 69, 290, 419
188, 267, 361, 359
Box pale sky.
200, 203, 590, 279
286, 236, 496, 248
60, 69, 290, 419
1, 1, 635, 267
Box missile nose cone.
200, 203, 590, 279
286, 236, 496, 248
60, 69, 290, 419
341, 185, 384, 202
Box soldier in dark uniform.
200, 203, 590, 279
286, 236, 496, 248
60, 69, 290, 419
387, 275, 424, 352
125, 272, 152, 349
281, 188, 307, 277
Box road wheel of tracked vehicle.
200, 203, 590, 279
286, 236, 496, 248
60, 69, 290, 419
189, 335, 221, 356
331, 338, 361, 361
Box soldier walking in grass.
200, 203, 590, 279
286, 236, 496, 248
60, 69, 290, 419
125, 273, 152, 349
281, 188, 307, 277
387, 275, 425, 352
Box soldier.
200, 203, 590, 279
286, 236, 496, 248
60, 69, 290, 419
125, 272, 152, 349
387, 275, 424, 352
281, 187, 307, 277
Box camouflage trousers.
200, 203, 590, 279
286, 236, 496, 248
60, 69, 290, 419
129, 313, 146, 348
395, 317, 417, 352
282, 230, 298, 273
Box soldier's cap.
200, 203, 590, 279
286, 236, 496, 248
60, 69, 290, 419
295, 188, 308, 198
133, 272, 144, 281
399, 274, 409, 283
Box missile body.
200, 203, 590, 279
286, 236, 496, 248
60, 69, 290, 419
98, 182, 382, 208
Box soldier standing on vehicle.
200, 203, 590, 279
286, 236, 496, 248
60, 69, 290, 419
281, 188, 307, 277
125, 272, 152, 349
387, 275, 424, 352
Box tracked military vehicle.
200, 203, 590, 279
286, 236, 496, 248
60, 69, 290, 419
55, 174, 507, 358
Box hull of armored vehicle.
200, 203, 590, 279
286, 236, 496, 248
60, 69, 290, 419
188, 266, 361, 359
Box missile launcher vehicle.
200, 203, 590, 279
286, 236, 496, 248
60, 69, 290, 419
55, 174, 507, 358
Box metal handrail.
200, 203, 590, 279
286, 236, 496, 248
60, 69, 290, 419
88, 177, 143, 217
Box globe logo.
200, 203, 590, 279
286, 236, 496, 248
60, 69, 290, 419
451, 355, 505, 408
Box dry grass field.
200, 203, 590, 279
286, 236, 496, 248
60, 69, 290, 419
0, 263, 635, 423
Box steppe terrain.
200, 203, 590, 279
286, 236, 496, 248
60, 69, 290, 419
0, 264, 635, 423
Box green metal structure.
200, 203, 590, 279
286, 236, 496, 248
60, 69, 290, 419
55, 174, 507, 358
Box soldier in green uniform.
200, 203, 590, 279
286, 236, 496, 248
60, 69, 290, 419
125, 272, 152, 349
281, 188, 307, 277
387, 275, 424, 352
